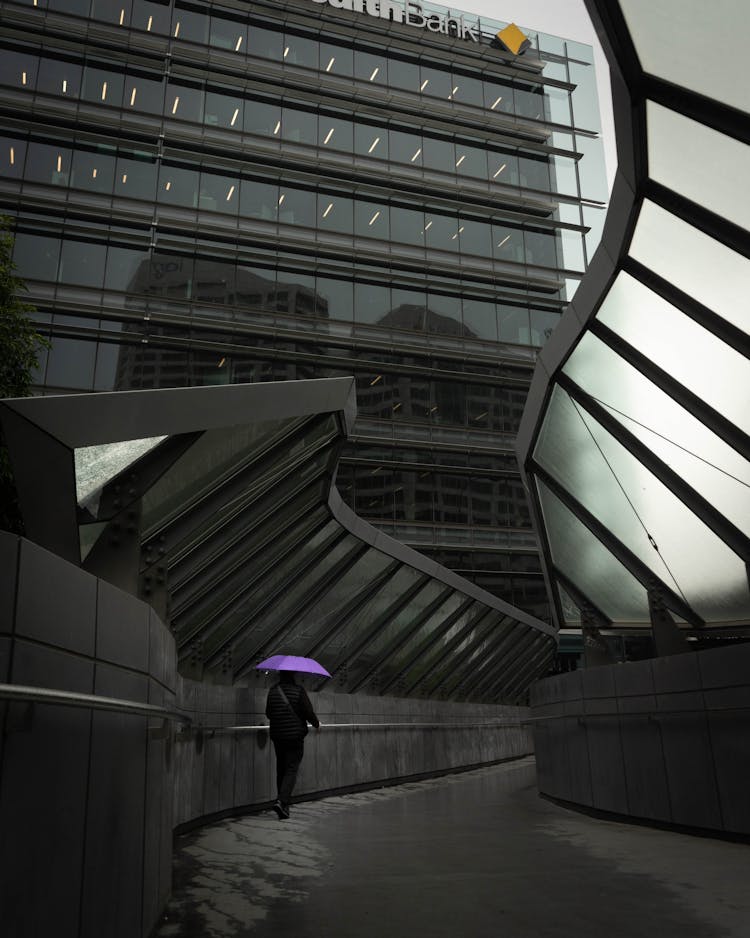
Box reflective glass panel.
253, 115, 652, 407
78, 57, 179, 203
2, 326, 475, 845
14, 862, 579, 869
619, 0, 747, 112
563, 327, 750, 535
538, 384, 750, 622
630, 200, 750, 335
537, 478, 651, 623
597, 272, 750, 433
647, 101, 749, 232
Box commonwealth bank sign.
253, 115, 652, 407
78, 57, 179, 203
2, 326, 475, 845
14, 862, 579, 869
310, 0, 481, 43
309, 0, 531, 53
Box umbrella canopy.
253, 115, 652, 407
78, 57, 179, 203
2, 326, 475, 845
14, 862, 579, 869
256, 654, 331, 677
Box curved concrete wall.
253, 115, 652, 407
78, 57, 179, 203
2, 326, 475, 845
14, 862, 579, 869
173, 679, 532, 831
0, 534, 532, 937
531, 649, 750, 837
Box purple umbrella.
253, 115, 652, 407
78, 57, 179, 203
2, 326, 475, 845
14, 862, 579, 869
255, 654, 331, 678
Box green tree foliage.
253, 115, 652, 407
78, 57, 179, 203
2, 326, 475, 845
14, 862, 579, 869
0, 216, 50, 532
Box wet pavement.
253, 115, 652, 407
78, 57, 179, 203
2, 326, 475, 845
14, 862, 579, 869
156, 758, 750, 938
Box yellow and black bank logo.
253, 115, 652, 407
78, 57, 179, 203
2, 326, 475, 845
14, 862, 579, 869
496, 22, 531, 55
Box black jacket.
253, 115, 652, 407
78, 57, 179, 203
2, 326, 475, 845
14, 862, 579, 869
265, 681, 320, 742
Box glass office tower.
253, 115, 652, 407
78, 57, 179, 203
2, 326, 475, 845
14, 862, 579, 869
0, 0, 606, 623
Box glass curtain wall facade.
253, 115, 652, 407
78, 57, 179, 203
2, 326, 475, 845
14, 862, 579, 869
0, 0, 606, 622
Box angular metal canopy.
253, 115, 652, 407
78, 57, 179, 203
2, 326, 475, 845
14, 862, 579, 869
516, 0, 750, 640
1, 377, 554, 702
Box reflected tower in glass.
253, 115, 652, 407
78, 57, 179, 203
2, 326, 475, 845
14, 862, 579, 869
0, 0, 606, 624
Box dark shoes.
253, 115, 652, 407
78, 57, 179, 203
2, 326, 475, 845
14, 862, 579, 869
273, 800, 291, 820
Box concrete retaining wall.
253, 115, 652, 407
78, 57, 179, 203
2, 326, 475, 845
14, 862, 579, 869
0, 534, 532, 938
172, 680, 532, 830
531, 648, 750, 837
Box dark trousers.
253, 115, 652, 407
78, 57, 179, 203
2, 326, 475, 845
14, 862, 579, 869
272, 739, 305, 806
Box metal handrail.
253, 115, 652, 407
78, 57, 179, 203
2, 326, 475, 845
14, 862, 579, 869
196, 719, 530, 734
0, 683, 191, 723
528, 707, 750, 721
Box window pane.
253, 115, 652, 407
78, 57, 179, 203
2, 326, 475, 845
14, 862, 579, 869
647, 101, 749, 232
389, 129, 423, 166
82, 66, 124, 108
171, 7, 208, 44
278, 187, 316, 227
423, 137, 454, 174
13, 232, 60, 281
483, 79, 513, 114
124, 72, 164, 114
283, 107, 317, 145
59, 239, 107, 287
241, 178, 278, 220
355, 200, 389, 239
316, 276, 353, 321
318, 116, 353, 153
320, 42, 353, 77
462, 298, 498, 341
205, 91, 242, 129
355, 50, 386, 85
537, 478, 650, 624
71, 147, 116, 193
46, 338, 97, 390
425, 213, 456, 252
519, 153, 550, 191
595, 272, 750, 435
492, 223, 524, 263
209, 14, 246, 52
115, 152, 157, 201
537, 387, 750, 623
619, 0, 746, 110
389, 57, 419, 92
0, 48, 39, 90
390, 206, 424, 248
451, 74, 483, 107
420, 66, 451, 101
158, 164, 199, 208
630, 200, 750, 335
427, 292, 462, 335
25, 141, 72, 186
283, 32, 318, 69
498, 304, 530, 344
318, 193, 353, 234
248, 23, 282, 59
0, 136, 25, 181
455, 144, 486, 180
199, 172, 239, 214
167, 82, 202, 123
105, 246, 149, 292
354, 282, 390, 325
488, 151, 519, 186
355, 124, 388, 160
37, 58, 81, 98
245, 97, 281, 136
388, 287, 426, 330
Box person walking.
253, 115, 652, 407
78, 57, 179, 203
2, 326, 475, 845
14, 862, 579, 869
265, 670, 320, 819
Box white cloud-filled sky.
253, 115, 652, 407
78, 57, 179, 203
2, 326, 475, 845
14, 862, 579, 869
462, 0, 617, 192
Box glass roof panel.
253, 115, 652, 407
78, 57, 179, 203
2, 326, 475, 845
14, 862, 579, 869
375, 590, 467, 692
619, 0, 748, 113
560, 331, 750, 535
352, 579, 451, 692
596, 271, 750, 433
647, 102, 750, 231
630, 200, 750, 335
536, 478, 651, 624
537, 386, 750, 623
75, 436, 166, 508
281, 548, 395, 651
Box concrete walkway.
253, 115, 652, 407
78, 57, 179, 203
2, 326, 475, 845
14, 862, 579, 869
156, 758, 750, 938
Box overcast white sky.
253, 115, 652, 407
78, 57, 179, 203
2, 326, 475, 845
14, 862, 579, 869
463, 0, 617, 192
